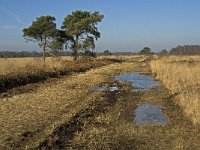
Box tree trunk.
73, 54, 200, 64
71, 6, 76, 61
43, 46, 46, 62
73, 36, 79, 61
73, 48, 78, 61
42, 38, 47, 62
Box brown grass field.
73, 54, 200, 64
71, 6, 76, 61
0, 57, 75, 74
0, 56, 134, 74
0, 55, 200, 149
0, 56, 125, 93
150, 56, 200, 124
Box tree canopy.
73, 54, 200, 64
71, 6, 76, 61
62, 10, 104, 60
139, 47, 152, 55
23, 16, 58, 61
22, 11, 104, 61
103, 50, 112, 55
159, 49, 168, 55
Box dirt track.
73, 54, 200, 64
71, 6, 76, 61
1, 57, 200, 149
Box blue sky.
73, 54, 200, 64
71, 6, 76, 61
0, 0, 200, 52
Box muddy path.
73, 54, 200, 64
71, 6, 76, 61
36, 60, 200, 149
1, 58, 200, 149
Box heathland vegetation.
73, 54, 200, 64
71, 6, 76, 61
0, 56, 123, 93
1, 55, 200, 149
150, 56, 200, 124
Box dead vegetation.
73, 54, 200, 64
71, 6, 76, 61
34, 57, 200, 149
0, 57, 138, 150
0, 56, 124, 93
1, 56, 200, 149
0, 57, 72, 74
150, 56, 200, 124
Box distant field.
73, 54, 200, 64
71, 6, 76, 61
0, 56, 126, 92
0, 55, 140, 74
0, 56, 73, 74
150, 56, 200, 124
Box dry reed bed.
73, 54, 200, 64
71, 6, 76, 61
0, 57, 122, 92
150, 56, 200, 124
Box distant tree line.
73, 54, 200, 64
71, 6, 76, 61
0, 51, 72, 58
169, 45, 200, 55
138, 45, 200, 55
0, 50, 141, 58
2, 45, 200, 58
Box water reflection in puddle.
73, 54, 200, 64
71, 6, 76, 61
114, 72, 159, 92
91, 83, 118, 92
135, 103, 167, 125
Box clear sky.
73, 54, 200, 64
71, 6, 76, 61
0, 0, 200, 52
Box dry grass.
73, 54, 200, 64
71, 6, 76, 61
1, 56, 200, 149
98, 55, 141, 60
0, 57, 73, 74
0, 55, 139, 75
0, 56, 124, 92
0, 56, 138, 149
150, 55, 200, 124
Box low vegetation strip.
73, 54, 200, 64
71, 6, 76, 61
150, 56, 200, 124
0, 57, 122, 93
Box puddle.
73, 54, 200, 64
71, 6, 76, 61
114, 72, 159, 91
91, 83, 118, 92
135, 103, 167, 125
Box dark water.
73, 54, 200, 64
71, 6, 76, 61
114, 72, 159, 92
135, 103, 167, 125
91, 83, 118, 92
